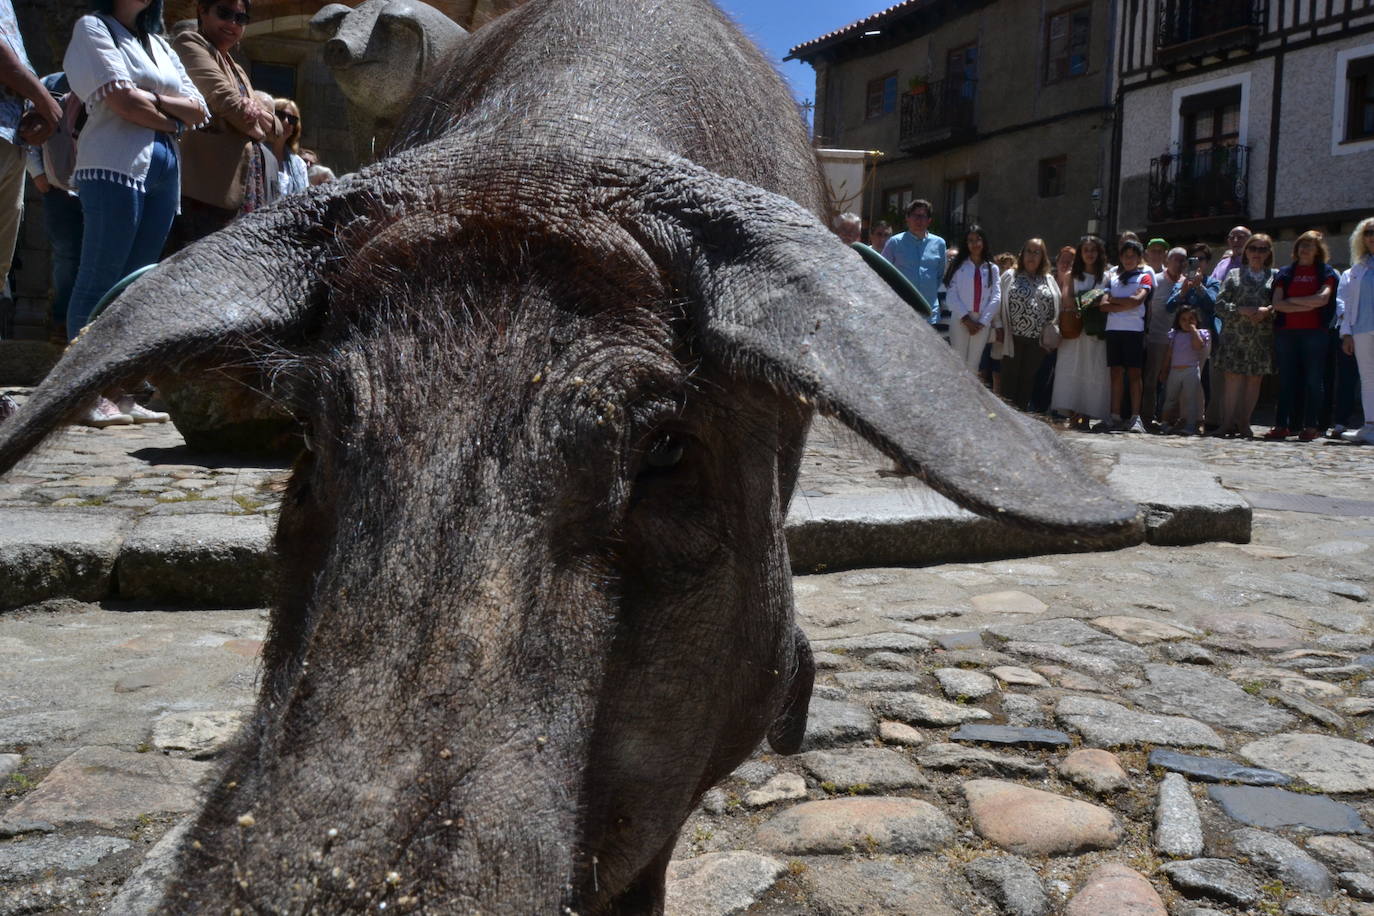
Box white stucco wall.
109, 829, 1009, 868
1117, 60, 1275, 230
1273, 35, 1374, 219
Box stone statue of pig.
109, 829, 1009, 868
309, 0, 467, 160
0, 0, 1137, 911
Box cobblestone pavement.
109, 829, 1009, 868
1, 391, 1373, 914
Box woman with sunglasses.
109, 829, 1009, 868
1212, 233, 1278, 438
167, 0, 279, 247
1336, 218, 1374, 445
270, 97, 308, 197
62, 0, 208, 426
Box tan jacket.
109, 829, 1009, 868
172, 30, 258, 210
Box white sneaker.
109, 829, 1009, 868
81, 396, 133, 428
1127, 415, 1146, 434
116, 396, 169, 424
1344, 425, 1374, 445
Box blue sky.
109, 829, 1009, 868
717, 0, 883, 104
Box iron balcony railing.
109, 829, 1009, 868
1147, 144, 1250, 224
899, 77, 977, 152
1156, 0, 1266, 63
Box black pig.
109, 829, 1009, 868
0, 0, 1136, 910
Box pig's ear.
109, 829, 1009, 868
0, 173, 387, 477
626, 159, 1139, 538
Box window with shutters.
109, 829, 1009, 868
866, 73, 898, 120
1045, 5, 1090, 85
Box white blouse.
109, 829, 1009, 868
63, 14, 207, 191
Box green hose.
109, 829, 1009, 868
87, 263, 158, 324
850, 242, 932, 318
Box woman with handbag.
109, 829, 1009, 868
993, 238, 1060, 411
166, 0, 278, 248
62, 0, 208, 426
1051, 235, 1111, 429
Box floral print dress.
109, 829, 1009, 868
1214, 267, 1276, 376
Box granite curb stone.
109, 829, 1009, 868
117, 513, 274, 605
0, 507, 132, 608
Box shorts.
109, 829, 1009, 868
1105, 330, 1145, 369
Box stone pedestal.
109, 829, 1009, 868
156, 368, 299, 457
0, 339, 61, 385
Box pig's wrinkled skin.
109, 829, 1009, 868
0, 0, 1137, 911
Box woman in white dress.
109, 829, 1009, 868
1051, 234, 1111, 428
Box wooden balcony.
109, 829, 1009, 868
1155, 0, 1266, 67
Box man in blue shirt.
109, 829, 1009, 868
881, 199, 946, 326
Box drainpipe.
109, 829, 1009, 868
1104, 0, 1122, 239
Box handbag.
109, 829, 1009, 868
40, 91, 86, 192
1041, 321, 1061, 350
1059, 308, 1083, 339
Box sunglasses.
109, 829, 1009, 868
1246, 246, 1271, 253
278, 112, 299, 124
212, 5, 250, 26
1363, 228, 1374, 236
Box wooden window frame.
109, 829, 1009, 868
1044, 3, 1091, 86
1346, 56, 1374, 143
1038, 156, 1067, 198
865, 72, 898, 120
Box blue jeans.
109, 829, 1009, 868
41, 187, 83, 336
67, 133, 179, 335
1274, 328, 1327, 430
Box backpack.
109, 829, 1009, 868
41, 91, 86, 192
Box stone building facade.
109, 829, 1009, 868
1114, 0, 1374, 266
788, 0, 1118, 255
2, 0, 509, 344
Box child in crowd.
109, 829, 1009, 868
1100, 238, 1154, 433
1160, 304, 1211, 434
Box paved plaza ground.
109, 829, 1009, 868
0, 393, 1372, 914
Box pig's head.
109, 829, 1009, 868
0, 136, 1136, 912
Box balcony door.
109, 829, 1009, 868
946, 43, 978, 99
1176, 86, 1246, 219
1182, 87, 1241, 154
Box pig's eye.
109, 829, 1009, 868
644, 433, 685, 470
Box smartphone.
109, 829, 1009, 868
1187, 257, 1200, 272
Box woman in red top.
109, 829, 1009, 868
1267, 230, 1340, 441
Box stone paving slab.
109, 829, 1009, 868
117, 513, 275, 606
0, 746, 210, 835
0, 507, 132, 607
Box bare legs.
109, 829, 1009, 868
1109, 366, 1144, 421
1220, 372, 1262, 436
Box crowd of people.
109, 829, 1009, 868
836, 201, 1374, 445
0, 0, 335, 426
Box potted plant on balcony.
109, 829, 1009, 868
907, 75, 929, 96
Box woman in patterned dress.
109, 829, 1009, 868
1213, 233, 1277, 438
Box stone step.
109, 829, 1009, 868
0, 461, 1251, 608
